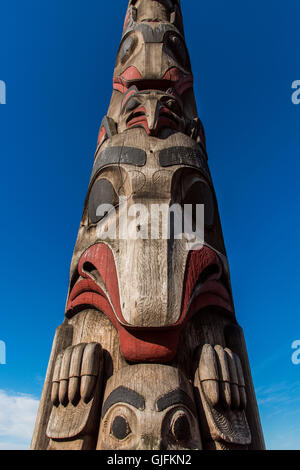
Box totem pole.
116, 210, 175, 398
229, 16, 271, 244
31, 0, 265, 450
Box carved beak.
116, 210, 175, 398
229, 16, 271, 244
145, 98, 161, 135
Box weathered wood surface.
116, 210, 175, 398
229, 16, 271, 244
97, 364, 203, 450
31, 0, 265, 450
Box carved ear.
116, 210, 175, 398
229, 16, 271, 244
97, 116, 117, 148
47, 342, 104, 442
194, 344, 251, 450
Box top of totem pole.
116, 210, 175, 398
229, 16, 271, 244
123, 0, 184, 36
102, 0, 200, 145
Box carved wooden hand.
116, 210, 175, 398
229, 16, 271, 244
194, 344, 251, 450
46, 343, 103, 450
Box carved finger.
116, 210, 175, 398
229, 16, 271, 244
198, 344, 219, 407
233, 352, 247, 410
68, 343, 85, 405
58, 347, 73, 406
214, 345, 231, 409
80, 343, 103, 404
224, 348, 240, 410
51, 353, 63, 406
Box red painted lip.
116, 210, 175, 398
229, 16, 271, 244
69, 279, 106, 303
67, 271, 233, 328
67, 278, 126, 326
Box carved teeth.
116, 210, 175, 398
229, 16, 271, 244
199, 344, 219, 407
214, 345, 231, 409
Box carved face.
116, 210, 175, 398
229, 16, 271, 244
123, 1, 184, 44
97, 364, 202, 450
118, 87, 185, 136
66, 129, 234, 363
113, 24, 192, 96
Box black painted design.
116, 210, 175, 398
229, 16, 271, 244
119, 34, 138, 65
111, 415, 131, 440
159, 146, 209, 177
102, 386, 145, 418
183, 180, 215, 228
88, 179, 118, 225
101, 116, 117, 138
171, 413, 191, 442
156, 388, 196, 415
163, 31, 190, 70
90, 146, 147, 185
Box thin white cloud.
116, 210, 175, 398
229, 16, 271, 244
256, 381, 300, 450
0, 389, 39, 450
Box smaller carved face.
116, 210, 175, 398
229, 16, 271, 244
113, 25, 192, 97
97, 364, 202, 450
118, 87, 185, 137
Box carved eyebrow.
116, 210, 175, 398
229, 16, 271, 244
101, 386, 145, 418
156, 388, 197, 415
159, 146, 209, 178
90, 146, 147, 187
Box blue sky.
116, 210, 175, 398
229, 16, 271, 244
0, 0, 300, 450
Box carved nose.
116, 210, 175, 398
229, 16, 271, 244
145, 99, 161, 134
137, 436, 162, 450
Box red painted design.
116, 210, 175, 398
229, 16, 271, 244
67, 243, 233, 363
181, 247, 233, 319
121, 66, 143, 81
113, 67, 193, 96
97, 126, 106, 147
123, 11, 130, 30
126, 107, 181, 136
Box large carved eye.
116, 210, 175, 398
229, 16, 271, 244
110, 415, 131, 440
164, 32, 190, 70
88, 178, 118, 225
183, 180, 214, 229
170, 410, 191, 443
119, 34, 138, 65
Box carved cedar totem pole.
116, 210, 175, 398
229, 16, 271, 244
31, 0, 265, 450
